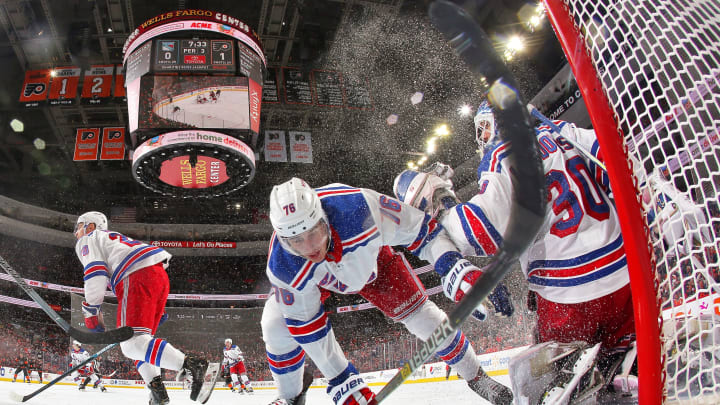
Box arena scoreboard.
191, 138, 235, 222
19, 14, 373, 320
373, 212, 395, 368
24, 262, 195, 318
122, 10, 265, 198
153, 39, 235, 72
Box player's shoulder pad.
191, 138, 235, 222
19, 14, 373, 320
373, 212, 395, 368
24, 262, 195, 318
477, 138, 512, 175
267, 235, 318, 289
316, 184, 374, 240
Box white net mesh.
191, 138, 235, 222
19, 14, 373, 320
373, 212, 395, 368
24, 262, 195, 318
551, 0, 720, 402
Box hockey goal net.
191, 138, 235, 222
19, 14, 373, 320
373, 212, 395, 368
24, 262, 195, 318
543, 0, 720, 403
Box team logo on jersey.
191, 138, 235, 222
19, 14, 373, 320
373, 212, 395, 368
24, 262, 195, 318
81, 245, 89, 256
23, 83, 46, 97
160, 41, 175, 51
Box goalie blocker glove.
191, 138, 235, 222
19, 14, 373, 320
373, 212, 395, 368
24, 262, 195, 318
81, 301, 105, 332
438, 252, 513, 321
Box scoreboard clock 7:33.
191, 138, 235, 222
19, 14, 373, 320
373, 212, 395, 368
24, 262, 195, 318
153, 38, 235, 72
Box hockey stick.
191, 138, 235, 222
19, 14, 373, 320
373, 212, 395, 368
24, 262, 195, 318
375, 1, 545, 402
527, 103, 608, 172
9, 343, 118, 402
0, 254, 134, 344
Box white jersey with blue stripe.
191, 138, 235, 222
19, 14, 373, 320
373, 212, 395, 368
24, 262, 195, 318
74, 230, 171, 306
223, 345, 244, 367
266, 184, 458, 338
71, 347, 90, 366
449, 120, 629, 304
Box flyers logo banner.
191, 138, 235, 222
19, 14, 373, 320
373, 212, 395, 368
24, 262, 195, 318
100, 127, 126, 160
19, 69, 51, 107
73, 128, 100, 161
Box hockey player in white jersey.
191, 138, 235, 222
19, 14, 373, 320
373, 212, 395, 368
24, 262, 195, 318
70, 340, 106, 392
261, 178, 514, 405
73, 211, 209, 405
222, 338, 253, 394
393, 103, 636, 404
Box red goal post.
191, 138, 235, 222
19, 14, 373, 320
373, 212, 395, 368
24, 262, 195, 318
544, 0, 720, 404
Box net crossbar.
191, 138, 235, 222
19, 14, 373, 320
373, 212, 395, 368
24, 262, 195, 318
544, 0, 720, 403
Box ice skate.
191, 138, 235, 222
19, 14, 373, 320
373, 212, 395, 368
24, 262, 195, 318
467, 367, 513, 405
267, 366, 313, 405
181, 355, 208, 401
148, 375, 169, 405
78, 376, 91, 391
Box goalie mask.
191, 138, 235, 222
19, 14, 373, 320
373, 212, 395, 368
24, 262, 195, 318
474, 101, 496, 154
74, 211, 108, 234
393, 170, 459, 217
269, 178, 330, 261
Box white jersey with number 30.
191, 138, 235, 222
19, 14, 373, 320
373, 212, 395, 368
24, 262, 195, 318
444, 120, 629, 304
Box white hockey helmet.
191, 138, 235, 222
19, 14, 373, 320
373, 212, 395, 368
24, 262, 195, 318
474, 101, 496, 153
73, 340, 81, 347
225, 338, 232, 345
393, 170, 458, 217
269, 178, 329, 256
75, 211, 108, 233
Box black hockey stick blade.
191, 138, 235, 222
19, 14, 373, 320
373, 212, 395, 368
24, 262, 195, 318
69, 325, 135, 344
375, 2, 545, 403
10, 343, 118, 402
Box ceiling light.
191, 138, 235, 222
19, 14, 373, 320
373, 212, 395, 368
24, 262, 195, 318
50, 70, 57, 77
10, 118, 24, 132
507, 36, 525, 52
33, 138, 46, 150
434, 124, 449, 136
107, 27, 113, 32
458, 104, 472, 116
410, 92, 424, 105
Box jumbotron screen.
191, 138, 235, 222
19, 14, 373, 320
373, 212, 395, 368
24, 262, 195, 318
123, 9, 265, 197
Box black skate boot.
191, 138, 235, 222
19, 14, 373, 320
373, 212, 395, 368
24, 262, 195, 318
467, 367, 514, 405
182, 356, 209, 401
148, 375, 169, 405
267, 366, 313, 405
78, 376, 91, 391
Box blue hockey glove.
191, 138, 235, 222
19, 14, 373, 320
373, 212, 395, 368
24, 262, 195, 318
81, 301, 105, 332
487, 283, 514, 318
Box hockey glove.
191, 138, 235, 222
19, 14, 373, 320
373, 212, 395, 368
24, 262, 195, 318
328, 365, 377, 405
81, 301, 105, 332
487, 282, 514, 318
441, 259, 489, 322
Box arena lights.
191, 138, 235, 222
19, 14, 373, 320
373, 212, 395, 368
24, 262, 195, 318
458, 104, 472, 116
518, 2, 546, 32
10, 118, 24, 132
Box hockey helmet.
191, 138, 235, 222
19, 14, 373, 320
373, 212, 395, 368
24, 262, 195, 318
474, 101, 496, 153
393, 170, 458, 217
269, 178, 329, 257
225, 338, 232, 345
75, 211, 108, 233
73, 340, 81, 347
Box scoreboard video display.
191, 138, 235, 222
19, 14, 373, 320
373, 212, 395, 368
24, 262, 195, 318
153, 39, 235, 72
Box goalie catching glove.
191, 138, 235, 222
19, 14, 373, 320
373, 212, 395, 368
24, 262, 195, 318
442, 257, 513, 321
81, 301, 105, 332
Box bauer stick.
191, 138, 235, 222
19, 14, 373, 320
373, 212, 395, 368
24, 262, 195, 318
9, 343, 118, 402
375, 1, 546, 402
0, 254, 133, 344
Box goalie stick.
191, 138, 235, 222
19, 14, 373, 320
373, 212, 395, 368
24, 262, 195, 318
0, 254, 133, 344
9, 343, 118, 402
375, 1, 546, 402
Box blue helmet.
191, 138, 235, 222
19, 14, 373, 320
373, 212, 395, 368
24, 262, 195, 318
393, 169, 458, 217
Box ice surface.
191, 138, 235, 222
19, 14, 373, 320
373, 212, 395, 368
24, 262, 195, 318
0, 376, 510, 405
